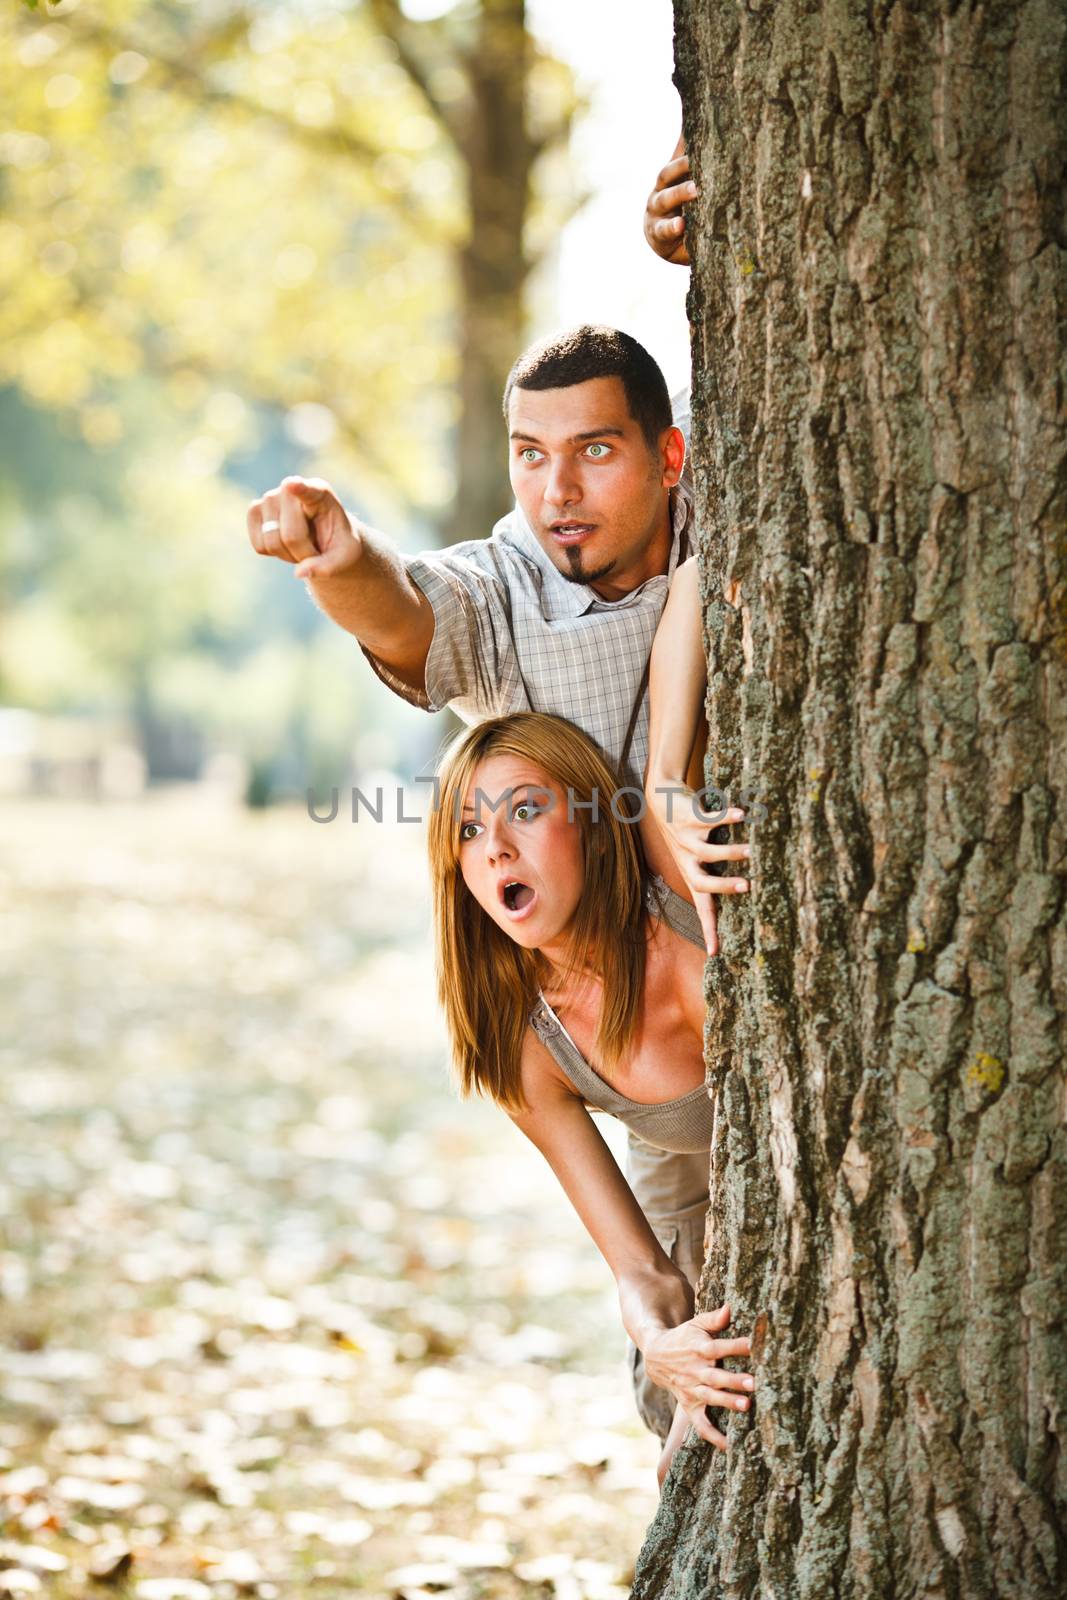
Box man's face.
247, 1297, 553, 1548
506, 376, 683, 597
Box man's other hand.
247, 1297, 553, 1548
644, 137, 697, 266
247, 477, 362, 582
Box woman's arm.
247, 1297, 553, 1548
509, 1033, 752, 1449
644, 557, 751, 955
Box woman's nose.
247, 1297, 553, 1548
485, 823, 516, 864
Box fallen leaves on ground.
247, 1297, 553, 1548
0, 794, 658, 1598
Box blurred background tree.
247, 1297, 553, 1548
0, 0, 578, 786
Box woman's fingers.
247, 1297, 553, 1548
674, 804, 747, 833
685, 865, 749, 896
696, 839, 752, 864
683, 829, 751, 863
682, 841, 744, 865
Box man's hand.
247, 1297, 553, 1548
247, 476, 362, 582
644, 137, 698, 266
657, 1397, 692, 1490
647, 794, 750, 956
644, 1303, 754, 1453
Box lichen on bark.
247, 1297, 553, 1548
633, 3, 1067, 1596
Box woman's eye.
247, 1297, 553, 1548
459, 822, 480, 842
513, 801, 546, 822
585, 443, 611, 459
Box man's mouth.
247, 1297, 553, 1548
548, 520, 596, 547
500, 879, 537, 917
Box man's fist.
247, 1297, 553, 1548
246, 477, 362, 581
644, 137, 697, 267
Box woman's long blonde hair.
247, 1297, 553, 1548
428, 712, 647, 1111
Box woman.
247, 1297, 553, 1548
427, 681, 753, 1484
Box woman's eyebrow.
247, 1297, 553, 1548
461, 781, 540, 815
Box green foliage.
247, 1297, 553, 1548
0, 0, 577, 783
1, 0, 467, 508
0, 381, 379, 784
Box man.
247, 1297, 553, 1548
248, 326, 700, 798
247, 313, 745, 1470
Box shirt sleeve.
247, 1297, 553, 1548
360, 542, 518, 715
670, 385, 692, 444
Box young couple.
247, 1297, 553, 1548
247, 150, 756, 1484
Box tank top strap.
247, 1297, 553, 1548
528, 996, 626, 1112
645, 874, 706, 950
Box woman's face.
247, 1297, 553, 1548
457, 753, 586, 952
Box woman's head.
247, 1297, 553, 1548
428, 712, 647, 1110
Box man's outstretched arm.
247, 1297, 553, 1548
247, 476, 435, 696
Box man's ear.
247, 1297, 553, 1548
659, 425, 686, 488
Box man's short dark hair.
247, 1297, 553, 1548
503, 325, 673, 451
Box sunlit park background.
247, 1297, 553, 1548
0, 1, 694, 1596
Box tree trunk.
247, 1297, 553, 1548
371, 0, 556, 544
448, 0, 534, 544
634, 4, 1067, 1597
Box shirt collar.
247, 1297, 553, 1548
508, 476, 694, 620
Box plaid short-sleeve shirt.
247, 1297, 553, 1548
363, 396, 694, 788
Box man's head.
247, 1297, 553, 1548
503, 326, 685, 597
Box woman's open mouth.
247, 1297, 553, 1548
500, 879, 537, 918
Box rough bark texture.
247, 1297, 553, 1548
634, 3, 1067, 1596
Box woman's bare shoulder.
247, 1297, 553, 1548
519, 1024, 583, 1106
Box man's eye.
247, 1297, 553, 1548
520, 448, 543, 464
585, 443, 612, 459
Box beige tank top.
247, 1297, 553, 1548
527, 875, 715, 1155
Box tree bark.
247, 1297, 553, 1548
634, 4, 1067, 1597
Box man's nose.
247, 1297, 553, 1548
543, 458, 580, 509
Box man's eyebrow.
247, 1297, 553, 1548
508, 426, 626, 444
571, 426, 625, 443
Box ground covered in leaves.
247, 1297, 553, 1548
0, 793, 661, 1599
